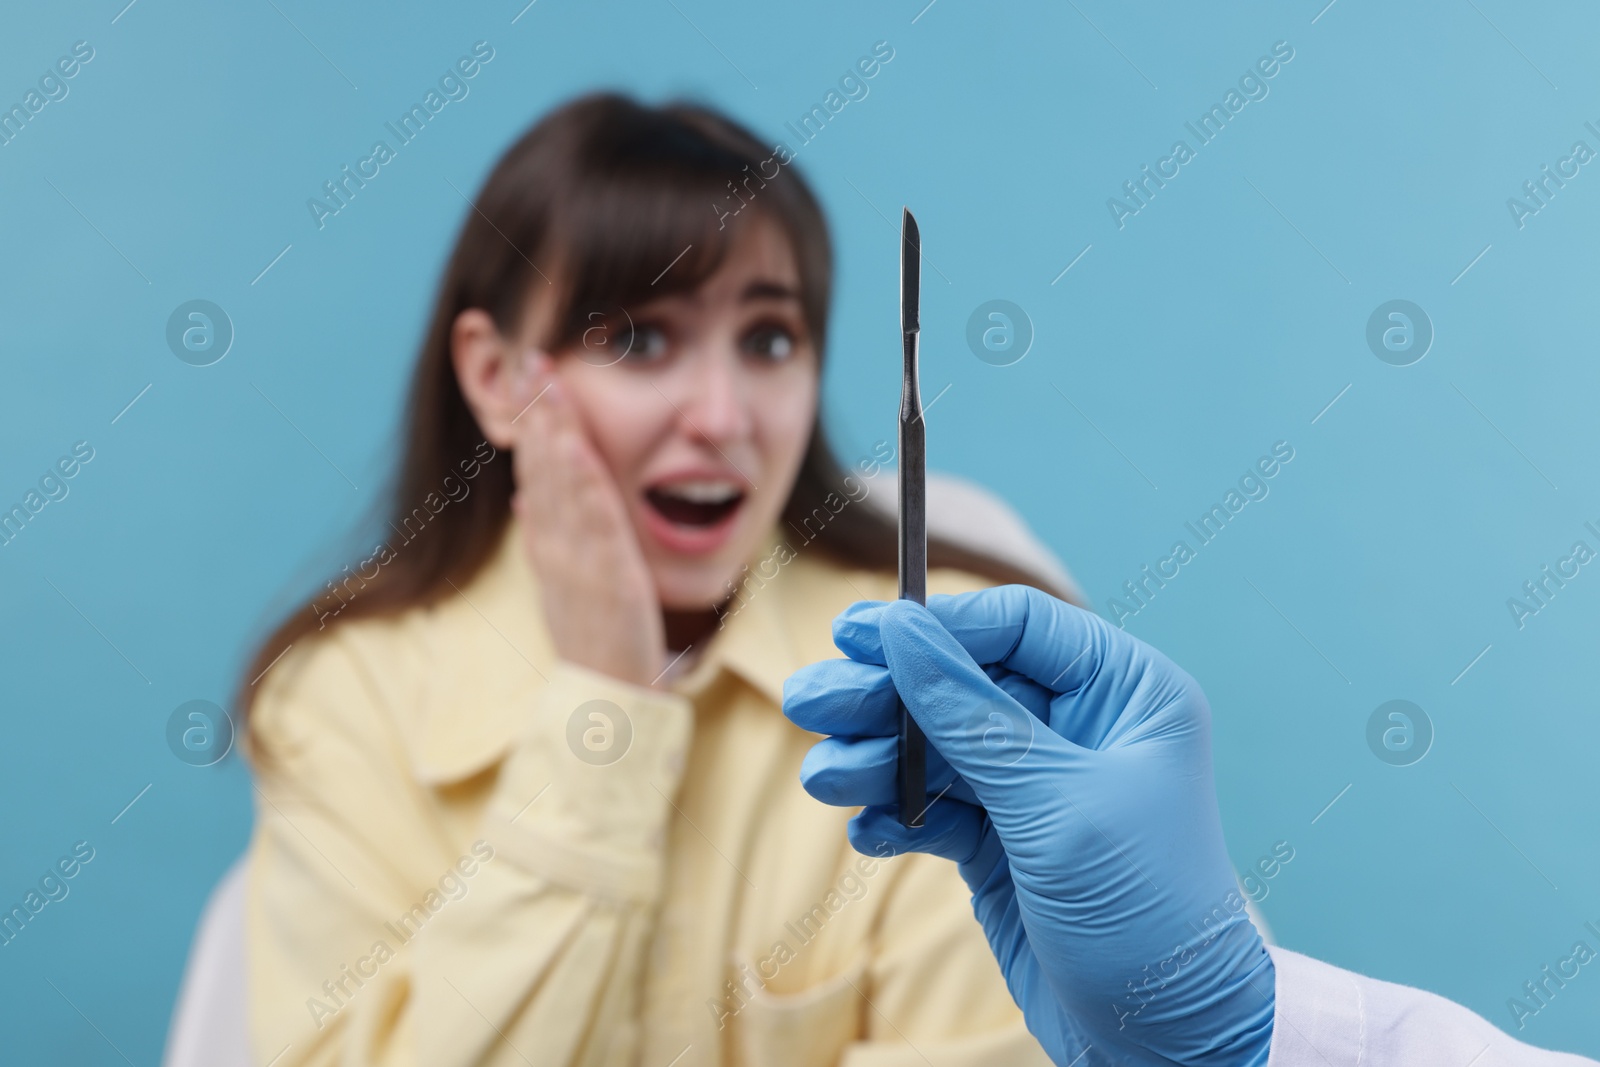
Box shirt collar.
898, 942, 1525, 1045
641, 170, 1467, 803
402, 517, 863, 785
672, 522, 809, 709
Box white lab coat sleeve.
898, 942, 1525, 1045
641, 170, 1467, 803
1266, 945, 1597, 1066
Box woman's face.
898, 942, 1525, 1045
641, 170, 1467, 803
522, 215, 819, 611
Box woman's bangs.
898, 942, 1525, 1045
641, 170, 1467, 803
542, 152, 762, 350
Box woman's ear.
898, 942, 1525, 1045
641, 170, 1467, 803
452, 308, 532, 449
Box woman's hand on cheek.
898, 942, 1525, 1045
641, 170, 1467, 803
510, 353, 665, 688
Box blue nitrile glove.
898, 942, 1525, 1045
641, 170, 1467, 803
783, 586, 1276, 1067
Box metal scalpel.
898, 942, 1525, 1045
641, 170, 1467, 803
897, 207, 927, 829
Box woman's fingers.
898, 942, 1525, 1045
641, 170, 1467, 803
509, 353, 560, 510
540, 371, 632, 541
514, 355, 619, 547
507, 351, 663, 686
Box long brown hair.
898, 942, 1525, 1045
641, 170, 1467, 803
238, 92, 1074, 716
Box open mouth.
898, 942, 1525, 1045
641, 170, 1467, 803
643, 481, 746, 528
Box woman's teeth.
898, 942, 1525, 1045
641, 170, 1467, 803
659, 481, 740, 504
645, 482, 745, 526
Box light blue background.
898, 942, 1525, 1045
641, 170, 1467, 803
4, 0, 1598, 1059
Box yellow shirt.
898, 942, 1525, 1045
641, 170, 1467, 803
246, 516, 1051, 1066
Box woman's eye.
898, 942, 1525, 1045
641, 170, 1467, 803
745, 324, 796, 361
618, 323, 668, 361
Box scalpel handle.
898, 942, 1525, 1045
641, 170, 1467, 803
896, 329, 927, 828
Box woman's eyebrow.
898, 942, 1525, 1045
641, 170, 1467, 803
741, 280, 800, 302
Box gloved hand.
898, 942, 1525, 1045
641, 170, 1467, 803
783, 585, 1276, 1067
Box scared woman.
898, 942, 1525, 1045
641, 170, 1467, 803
241, 92, 1072, 1066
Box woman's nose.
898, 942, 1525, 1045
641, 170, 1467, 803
675, 350, 753, 445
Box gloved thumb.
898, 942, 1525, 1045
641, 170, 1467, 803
877, 599, 1078, 816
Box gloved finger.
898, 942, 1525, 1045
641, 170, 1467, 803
799, 734, 979, 808
835, 585, 1114, 694
783, 656, 899, 737
875, 599, 1083, 819
991, 666, 1053, 722
844, 586, 1195, 751
831, 600, 891, 664
847, 800, 1004, 888
785, 656, 1038, 740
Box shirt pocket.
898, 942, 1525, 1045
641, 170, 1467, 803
724, 951, 866, 1067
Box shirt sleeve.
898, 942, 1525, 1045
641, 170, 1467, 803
247, 632, 693, 1067
1266, 945, 1598, 1067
